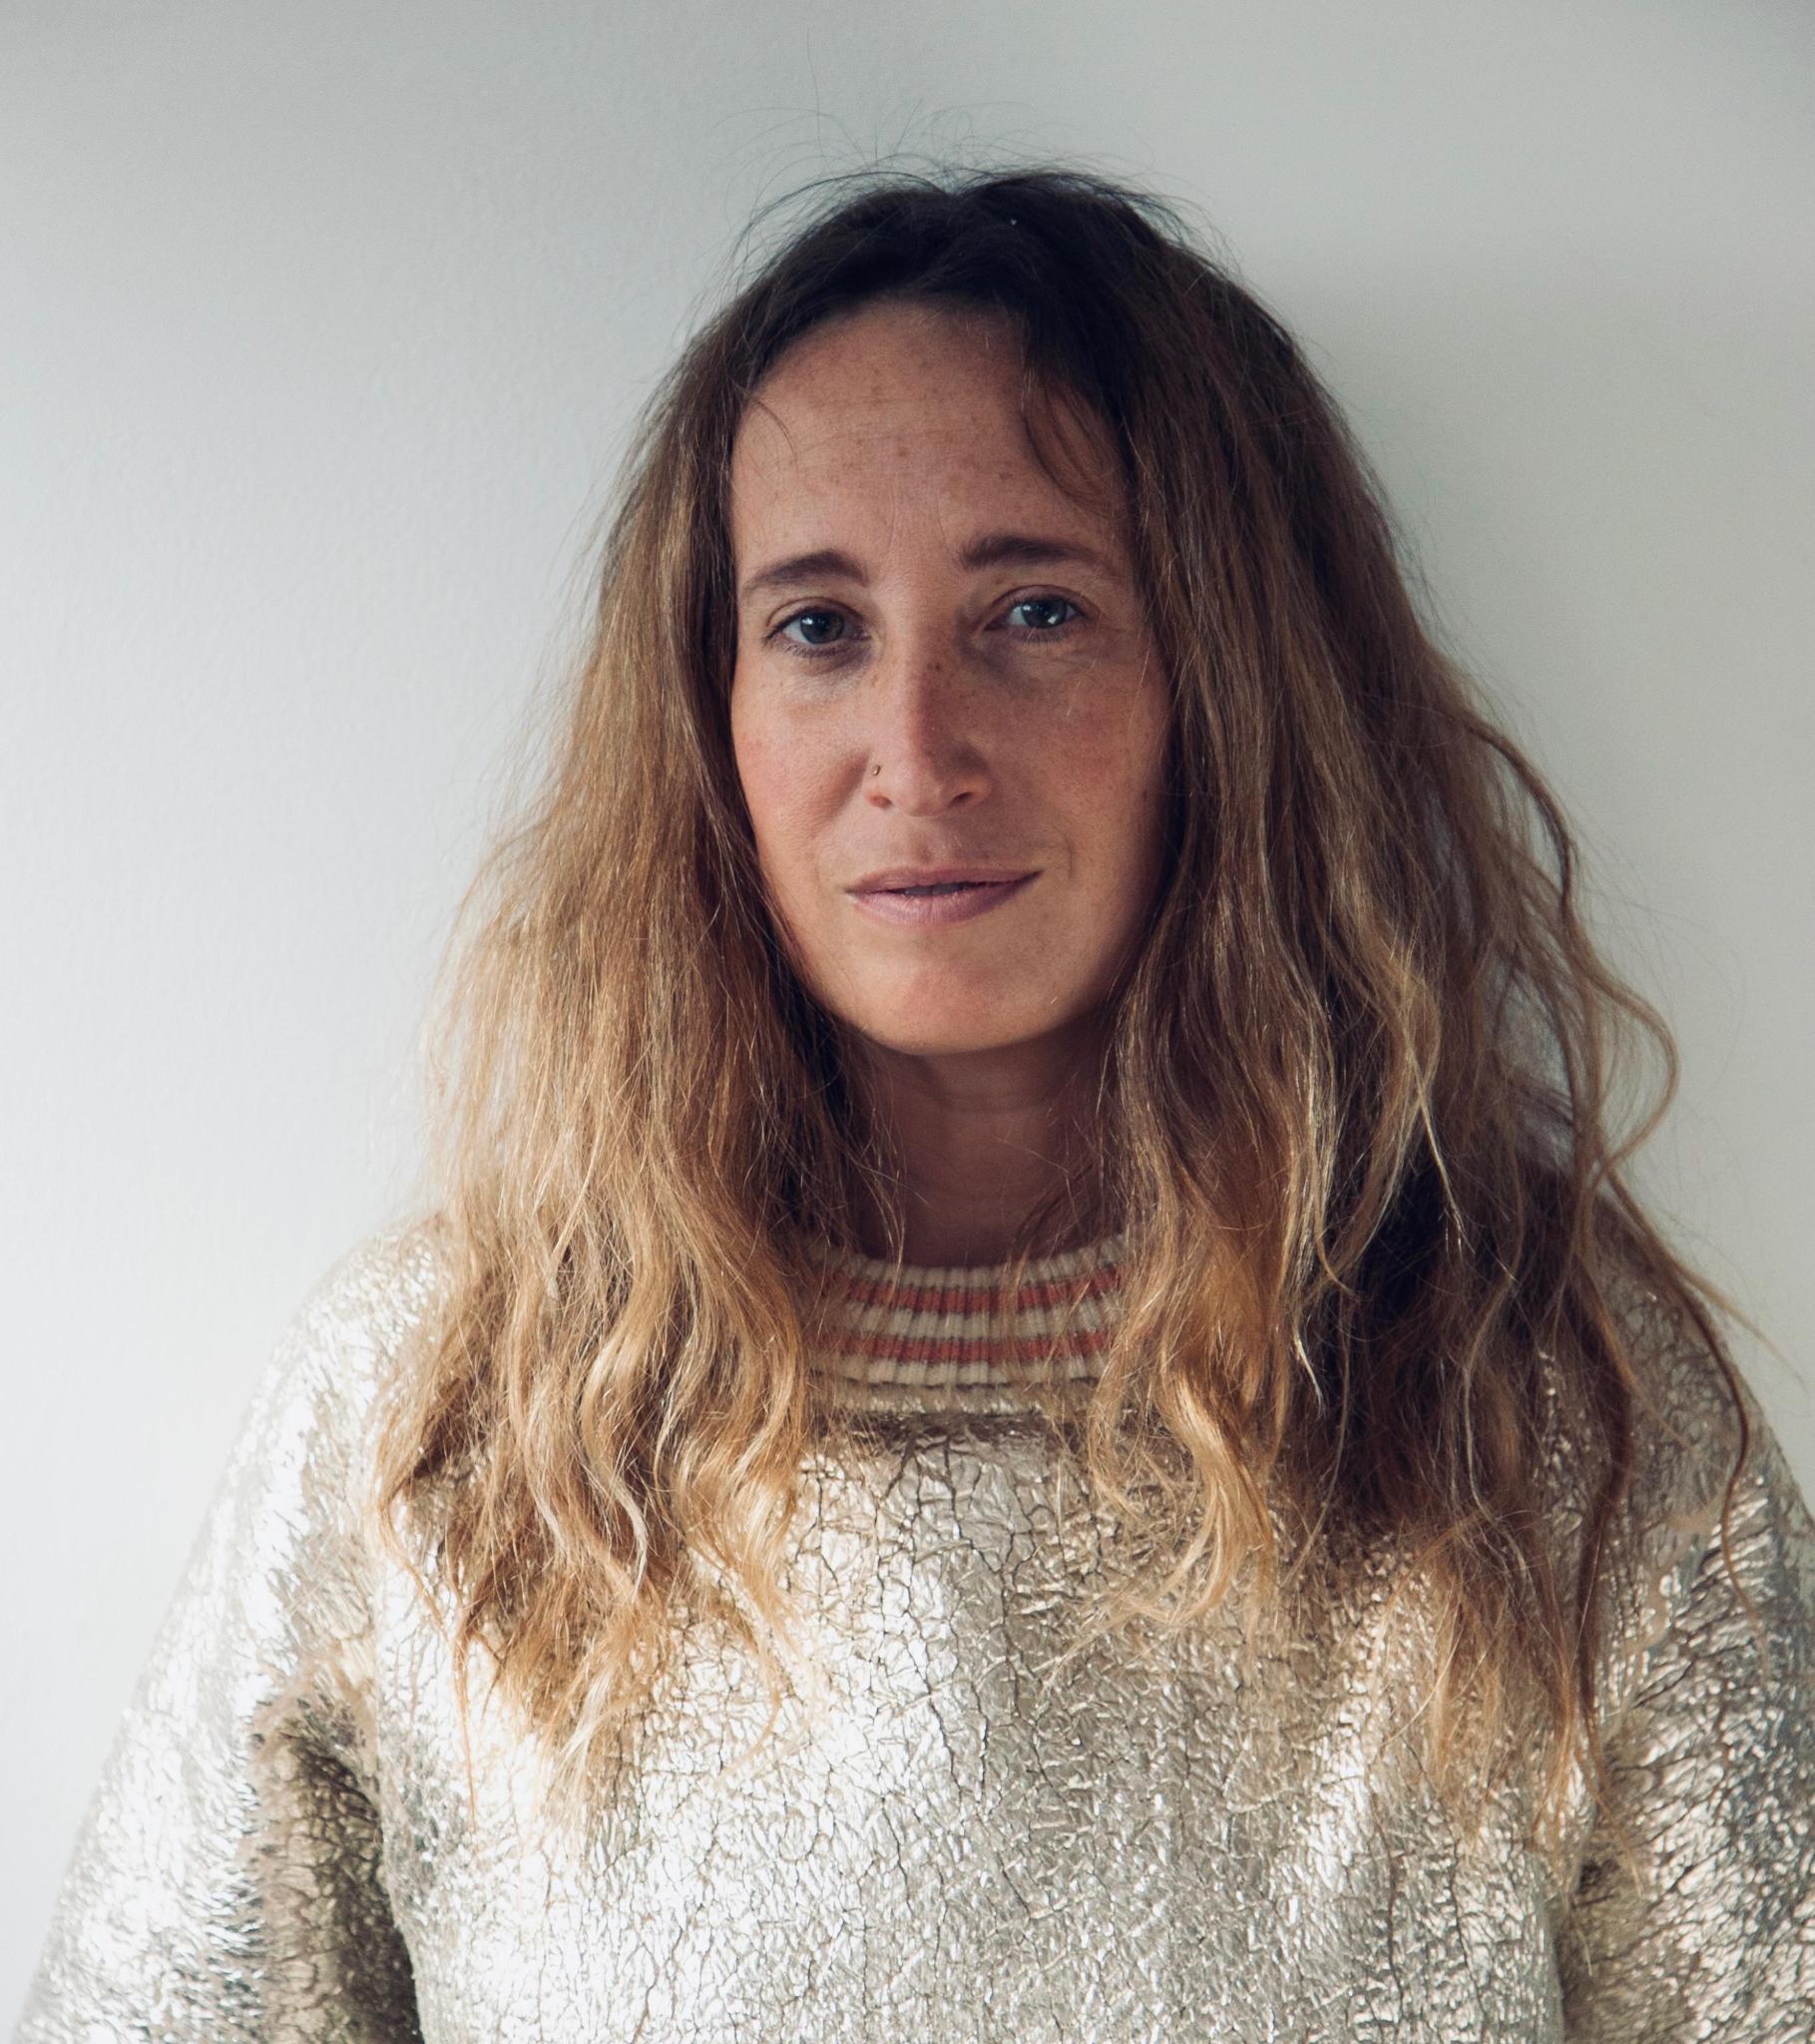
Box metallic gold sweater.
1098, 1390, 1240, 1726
15, 1224, 1815, 2040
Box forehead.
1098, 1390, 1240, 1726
728, 301, 1120, 537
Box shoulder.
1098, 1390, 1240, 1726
1609, 1263, 1748, 1531
269, 1215, 453, 1406
1555, 1256, 1815, 1716
1551, 1273, 1815, 2029
226, 1216, 455, 1522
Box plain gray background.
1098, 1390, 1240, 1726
5, 0, 1811, 2009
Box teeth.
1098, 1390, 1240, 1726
892, 882, 983, 896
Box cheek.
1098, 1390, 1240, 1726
1065, 721, 1170, 916
1054, 709, 1164, 837
732, 717, 824, 896
730, 692, 788, 829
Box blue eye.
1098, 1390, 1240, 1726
769, 596, 1086, 661
1006, 596, 1081, 633
777, 610, 848, 651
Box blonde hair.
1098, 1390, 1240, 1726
369, 161, 1768, 1883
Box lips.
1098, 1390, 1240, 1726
847, 865, 1038, 893
848, 872, 1037, 926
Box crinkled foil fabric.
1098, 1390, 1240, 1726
16, 1229, 1815, 2040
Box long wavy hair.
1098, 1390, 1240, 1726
368, 160, 1767, 1881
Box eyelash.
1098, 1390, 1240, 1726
766, 595, 1088, 661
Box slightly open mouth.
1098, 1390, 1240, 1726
850, 874, 1036, 921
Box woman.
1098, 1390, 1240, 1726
17, 164, 1813, 2041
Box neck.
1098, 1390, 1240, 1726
847, 1026, 1108, 1268
852, 1200, 1104, 1270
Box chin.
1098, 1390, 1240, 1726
852, 997, 1073, 1060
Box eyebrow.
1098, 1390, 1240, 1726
736, 531, 1116, 603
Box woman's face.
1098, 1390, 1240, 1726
727, 298, 1171, 1074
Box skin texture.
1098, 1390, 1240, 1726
728, 298, 1172, 1266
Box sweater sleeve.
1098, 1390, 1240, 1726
1557, 1303, 1815, 2041
13, 1232, 433, 2044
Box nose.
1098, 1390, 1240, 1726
860, 630, 992, 813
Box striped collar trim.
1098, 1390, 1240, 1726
801, 1232, 1128, 1412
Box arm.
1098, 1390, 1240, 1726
1558, 1341, 1815, 2040
14, 1232, 432, 2043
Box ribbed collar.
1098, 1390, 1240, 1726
801, 1232, 1128, 1414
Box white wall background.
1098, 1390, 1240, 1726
4, 0, 1810, 2008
